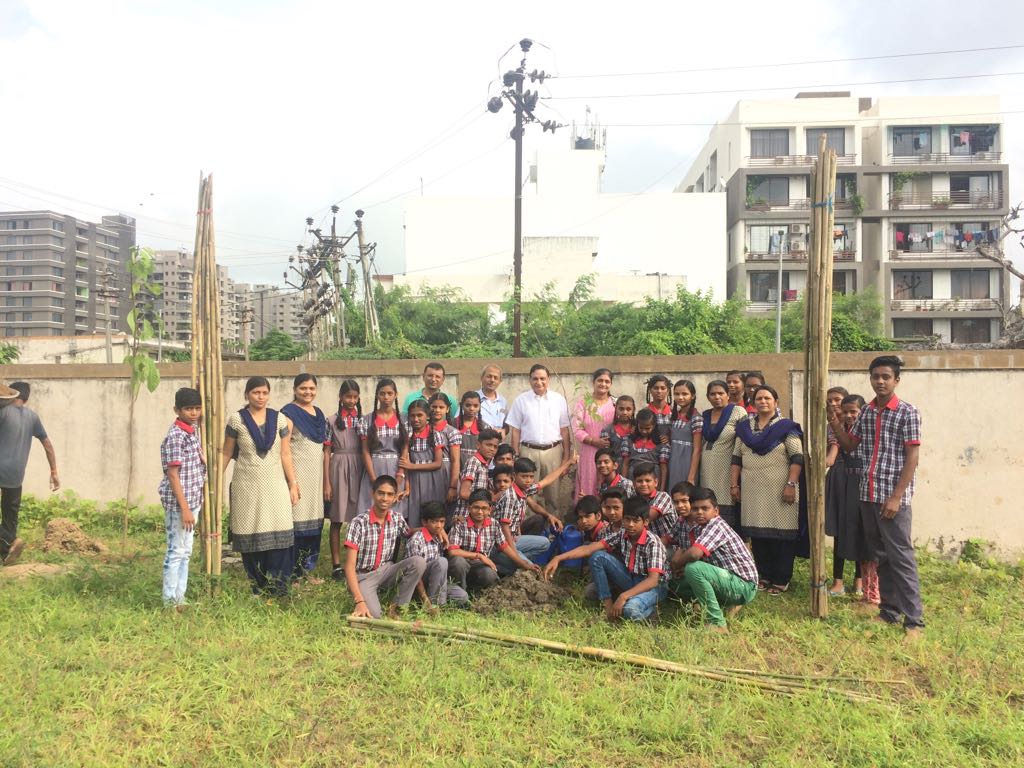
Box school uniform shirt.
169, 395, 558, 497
448, 517, 510, 558
598, 473, 636, 498
648, 403, 673, 429
454, 451, 491, 517
477, 389, 508, 431
620, 435, 670, 467
691, 516, 759, 586
493, 482, 538, 540
356, 412, 403, 453
639, 490, 676, 542
849, 396, 922, 507
583, 520, 618, 544
432, 420, 462, 458
670, 411, 704, 435
158, 418, 206, 514
669, 518, 699, 548
600, 423, 633, 463
601, 528, 668, 582
405, 528, 445, 563
345, 508, 411, 573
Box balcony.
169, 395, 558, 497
746, 154, 857, 167
890, 298, 999, 312
887, 152, 1002, 165
887, 191, 1003, 210
746, 249, 855, 263
888, 248, 990, 261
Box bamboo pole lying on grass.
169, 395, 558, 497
347, 617, 888, 704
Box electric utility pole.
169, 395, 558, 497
236, 306, 254, 360
306, 206, 357, 349
354, 209, 380, 344
487, 38, 560, 357
96, 267, 119, 363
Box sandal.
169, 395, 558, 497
767, 584, 789, 595
828, 586, 846, 597
756, 580, 769, 592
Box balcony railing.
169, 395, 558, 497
746, 249, 855, 262
887, 152, 1002, 165
746, 154, 857, 167
888, 248, 988, 260
887, 191, 1003, 210
890, 298, 998, 312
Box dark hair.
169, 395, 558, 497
726, 370, 744, 380
706, 379, 728, 397
622, 496, 650, 521
495, 443, 515, 459
424, 362, 445, 374
513, 457, 537, 474
456, 391, 481, 431
827, 386, 849, 398
293, 373, 318, 389
478, 428, 502, 444
467, 488, 492, 506
174, 387, 201, 409
841, 393, 867, 409
574, 495, 601, 518
751, 384, 780, 404
671, 379, 697, 422
529, 363, 550, 376
10, 381, 29, 402
600, 487, 626, 503
406, 399, 438, 451
490, 464, 514, 482
869, 355, 903, 378
594, 447, 617, 464
744, 371, 765, 385
372, 474, 398, 491
244, 376, 270, 396
689, 487, 719, 506
615, 394, 635, 408
670, 481, 696, 498
420, 501, 447, 522
334, 379, 362, 430
645, 374, 671, 404
592, 367, 613, 382
366, 378, 407, 454
427, 391, 452, 424
631, 461, 658, 480
631, 408, 665, 446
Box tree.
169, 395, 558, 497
0, 342, 19, 364
249, 329, 307, 361
780, 287, 893, 352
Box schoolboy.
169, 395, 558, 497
406, 501, 469, 608
595, 447, 635, 498
346, 475, 427, 618
516, 454, 574, 535
575, 495, 612, 601
158, 387, 206, 609
632, 462, 676, 545
448, 489, 539, 592
494, 443, 516, 468
544, 496, 668, 622
667, 481, 697, 548
455, 428, 502, 518
491, 458, 563, 566
599, 488, 626, 534
828, 355, 924, 637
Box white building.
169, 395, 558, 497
677, 93, 1010, 343
393, 126, 726, 308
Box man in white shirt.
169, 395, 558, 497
477, 364, 507, 436
505, 364, 570, 515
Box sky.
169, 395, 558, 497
1, 0, 1023, 289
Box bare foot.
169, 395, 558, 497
306, 576, 324, 586
707, 624, 729, 634
726, 605, 743, 619
3, 538, 25, 566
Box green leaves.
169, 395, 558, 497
249, 328, 307, 361
0, 342, 19, 364
124, 353, 160, 394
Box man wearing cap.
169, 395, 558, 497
0, 381, 60, 566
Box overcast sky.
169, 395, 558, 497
1, 0, 1023, 287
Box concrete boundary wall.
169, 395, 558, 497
3, 350, 1023, 557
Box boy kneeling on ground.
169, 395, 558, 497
346, 475, 427, 618
544, 496, 667, 622
406, 501, 469, 610
668, 487, 758, 632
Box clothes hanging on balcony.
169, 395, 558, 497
964, 231, 973, 242
769, 233, 781, 254
960, 131, 970, 145
987, 228, 999, 243
895, 231, 905, 244
933, 230, 945, 245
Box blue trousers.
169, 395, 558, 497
492, 534, 551, 576
588, 550, 666, 621
162, 503, 195, 606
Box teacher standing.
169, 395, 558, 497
506, 364, 571, 515
571, 368, 615, 500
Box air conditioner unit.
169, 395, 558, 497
789, 238, 804, 252
789, 224, 806, 234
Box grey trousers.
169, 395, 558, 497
356, 556, 426, 618
860, 501, 924, 628
448, 554, 499, 593
422, 557, 469, 606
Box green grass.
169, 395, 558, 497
2, 497, 1023, 767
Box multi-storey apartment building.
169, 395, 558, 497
251, 283, 304, 342
678, 94, 1010, 343
1, 210, 136, 338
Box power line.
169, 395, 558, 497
554, 44, 1024, 79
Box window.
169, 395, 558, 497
893, 319, 934, 337
749, 271, 790, 302
21, 297, 32, 307
748, 176, 789, 205
832, 223, 852, 253
950, 174, 992, 205
748, 225, 772, 253
806, 127, 845, 156
950, 126, 996, 155
52, 313, 63, 323
695, 174, 705, 193
52, 221, 64, 232
833, 271, 856, 295
708, 151, 718, 188
20, 236, 33, 245
951, 222, 989, 251
21, 312, 32, 321
951, 269, 991, 299
893, 270, 933, 299
894, 223, 932, 253
951, 319, 991, 343
835, 174, 856, 202
892, 126, 931, 156
3, 221, 16, 230
750, 129, 789, 158
52, 267, 63, 277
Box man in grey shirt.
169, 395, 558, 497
1, 381, 60, 565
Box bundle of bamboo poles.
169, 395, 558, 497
804, 135, 838, 618
191, 174, 225, 586
348, 617, 898, 704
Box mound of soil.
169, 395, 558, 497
41, 518, 108, 555
472, 569, 572, 615
0, 563, 68, 580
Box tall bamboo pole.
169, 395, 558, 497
805, 134, 837, 618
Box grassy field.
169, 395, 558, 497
2, 494, 1023, 767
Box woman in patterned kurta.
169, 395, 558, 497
572, 368, 616, 500
698, 380, 745, 530
357, 378, 408, 517
731, 385, 805, 594
281, 373, 330, 582
222, 376, 298, 597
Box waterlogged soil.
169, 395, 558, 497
41, 518, 108, 555
472, 569, 573, 615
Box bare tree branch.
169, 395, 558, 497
973, 203, 1024, 282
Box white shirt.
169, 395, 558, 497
505, 389, 569, 444
476, 388, 507, 431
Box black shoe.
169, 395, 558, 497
331, 566, 344, 581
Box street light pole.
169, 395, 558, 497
512, 67, 524, 358
775, 228, 785, 353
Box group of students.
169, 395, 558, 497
158, 355, 924, 636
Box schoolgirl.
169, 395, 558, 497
326, 379, 364, 581
600, 395, 635, 470
399, 399, 446, 528
428, 392, 463, 507
666, 379, 703, 490
455, 390, 483, 456
620, 407, 670, 489
357, 378, 408, 517
644, 374, 673, 431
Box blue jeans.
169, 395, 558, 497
588, 550, 666, 621
492, 534, 551, 576
162, 504, 195, 605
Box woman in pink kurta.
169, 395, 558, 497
572, 368, 616, 499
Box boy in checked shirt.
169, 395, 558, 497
406, 501, 469, 609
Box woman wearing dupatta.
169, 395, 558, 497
281, 373, 330, 582
730, 385, 805, 594
699, 380, 746, 531
222, 376, 299, 597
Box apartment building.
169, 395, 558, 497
678, 94, 1010, 343
251, 283, 304, 342
1, 210, 136, 338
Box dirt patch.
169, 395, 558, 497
472, 569, 573, 615
0, 563, 68, 580
41, 518, 108, 555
